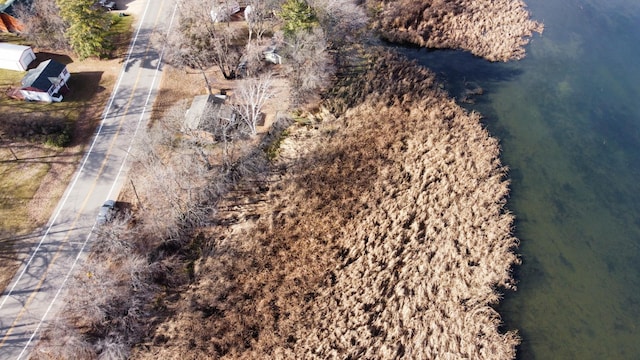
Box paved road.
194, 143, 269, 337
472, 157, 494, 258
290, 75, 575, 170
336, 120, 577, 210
0, 1, 177, 358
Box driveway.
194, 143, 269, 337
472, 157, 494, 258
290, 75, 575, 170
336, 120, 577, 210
0, 0, 177, 358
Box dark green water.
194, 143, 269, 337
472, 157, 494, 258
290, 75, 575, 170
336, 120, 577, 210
404, 0, 640, 358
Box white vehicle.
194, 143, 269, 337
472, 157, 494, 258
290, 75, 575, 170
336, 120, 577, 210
98, 0, 116, 10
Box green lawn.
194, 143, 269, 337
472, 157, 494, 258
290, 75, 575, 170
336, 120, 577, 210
107, 13, 135, 58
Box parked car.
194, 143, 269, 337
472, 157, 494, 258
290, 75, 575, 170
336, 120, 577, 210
96, 200, 116, 225
98, 0, 117, 10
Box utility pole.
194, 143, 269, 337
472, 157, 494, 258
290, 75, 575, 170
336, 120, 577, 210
130, 179, 143, 209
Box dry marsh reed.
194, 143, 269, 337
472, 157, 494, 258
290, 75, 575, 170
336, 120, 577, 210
132, 50, 520, 359
369, 0, 544, 61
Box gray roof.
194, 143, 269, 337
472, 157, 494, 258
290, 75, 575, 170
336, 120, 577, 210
184, 94, 233, 132
21, 59, 66, 91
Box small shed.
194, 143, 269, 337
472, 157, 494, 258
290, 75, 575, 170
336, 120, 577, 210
263, 47, 282, 64
0, 43, 36, 71
20, 59, 70, 102
184, 94, 236, 134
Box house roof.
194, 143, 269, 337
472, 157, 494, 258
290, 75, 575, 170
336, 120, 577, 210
21, 59, 66, 91
0, 13, 24, 32
0, 43, 31, 60
184, 94, 230, 131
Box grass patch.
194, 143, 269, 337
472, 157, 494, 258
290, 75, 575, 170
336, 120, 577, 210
0, 162, 50, 232
266, 128, 290, 160
0, 67, 23, 90
107, 13, 135, 59
0, 32, 29, 45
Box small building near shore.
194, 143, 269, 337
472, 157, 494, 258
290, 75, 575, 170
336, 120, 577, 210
19, 59, 70, 102
184, 94, 236, 134
0, 43, 35, 71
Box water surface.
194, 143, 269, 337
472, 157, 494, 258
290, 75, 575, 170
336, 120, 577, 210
404, 0, 640, 358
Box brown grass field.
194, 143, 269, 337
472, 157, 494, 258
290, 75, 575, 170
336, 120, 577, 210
128, 49, 520, 359
369, 0, 544, 61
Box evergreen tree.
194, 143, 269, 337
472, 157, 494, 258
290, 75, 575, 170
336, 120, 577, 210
57, 0, 111, 59
278, 0, 317, 38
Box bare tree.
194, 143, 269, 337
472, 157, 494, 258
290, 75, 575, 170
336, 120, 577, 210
196, 101, 240, 165
282, 27, 335, 106
130, 101, 221, 241
210, 26, 243, 80
245, 0, 280, 42
160, 0, 243, 90
158, 29, 217, 94
308, 0, 368, 48
232, 73, 274, 136
13, 0, 69, 50
242, 42, 269, 77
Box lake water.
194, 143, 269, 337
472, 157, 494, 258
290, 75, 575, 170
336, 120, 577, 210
403, 0, 640, 358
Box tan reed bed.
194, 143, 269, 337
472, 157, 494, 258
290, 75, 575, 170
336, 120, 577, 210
369, 0, 544, 61
132, 50, 520, 359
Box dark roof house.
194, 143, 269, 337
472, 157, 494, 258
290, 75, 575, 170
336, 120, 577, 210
20, 59, 70, 102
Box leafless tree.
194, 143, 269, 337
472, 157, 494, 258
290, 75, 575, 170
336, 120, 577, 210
193, 101, 238, 164
13, 0, 69, 50
159, 0, 243, 89
308, 0, 368, 48
210, 26, 243, 80
241, 42, 268, 77
130, 101, 222, 241
92, 211, 136, 255
281, 27, 335, 106
158, 29, 217, 94
232, 73, 274, 136
245, 0, 280, 42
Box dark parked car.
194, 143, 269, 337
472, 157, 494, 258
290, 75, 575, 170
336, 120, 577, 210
96, 200, 116, 225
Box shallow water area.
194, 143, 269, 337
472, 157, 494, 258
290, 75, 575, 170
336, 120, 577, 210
403, 0, 640, 358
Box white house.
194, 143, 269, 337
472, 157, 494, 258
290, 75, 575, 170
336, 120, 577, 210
0, 43, 36, 71
20, 59, 70, 102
